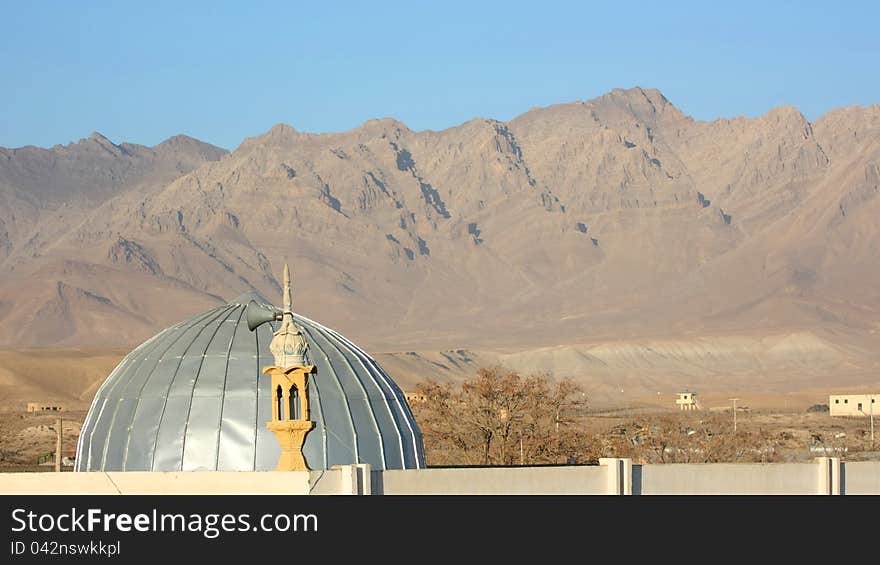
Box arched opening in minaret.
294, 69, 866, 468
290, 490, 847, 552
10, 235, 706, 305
276, 384, 284, 420
289, 385, 301, 420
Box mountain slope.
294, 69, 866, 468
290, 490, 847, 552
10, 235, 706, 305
0, 88, 878, 395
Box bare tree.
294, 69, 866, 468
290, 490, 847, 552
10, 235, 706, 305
412, 367, 591, 466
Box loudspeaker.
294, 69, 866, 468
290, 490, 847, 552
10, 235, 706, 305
246, 300, 282, 331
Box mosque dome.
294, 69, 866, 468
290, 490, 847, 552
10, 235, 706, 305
75, 291, 425, 472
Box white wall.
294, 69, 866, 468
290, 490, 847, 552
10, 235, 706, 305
0, 471, 322, 495
376, 465, 609, 495
0, 459, 877, 495
636, 463, 819, 495
843, 461, 880, 494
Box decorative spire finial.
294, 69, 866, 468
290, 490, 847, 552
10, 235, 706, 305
269, 264, 309, 367
283, 263, 292, 314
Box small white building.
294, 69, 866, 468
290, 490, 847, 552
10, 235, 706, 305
26, 402, 64, 413
675, 391, 699, 411
829, 394, 878, 417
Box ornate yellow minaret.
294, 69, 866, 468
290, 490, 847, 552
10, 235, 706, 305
262, 264, 316, 471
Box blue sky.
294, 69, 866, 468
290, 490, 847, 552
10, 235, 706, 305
1, 1, 878, 150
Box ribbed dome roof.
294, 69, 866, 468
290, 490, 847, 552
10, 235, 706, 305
75, 292, 425, 471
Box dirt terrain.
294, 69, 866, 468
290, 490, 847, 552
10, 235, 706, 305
579, 407, 878, 464
0, 410, 84, 472
4, 397, 876, 472
1, 347, 876, 471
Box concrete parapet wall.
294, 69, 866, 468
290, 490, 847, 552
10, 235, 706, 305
0, 459, 877, 495
375, 464, 611, 495
0, 470, 331, 495
842, 461, 880, 494
636, 462, 821, 495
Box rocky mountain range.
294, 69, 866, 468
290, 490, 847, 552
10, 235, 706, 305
1, 87, 879, 395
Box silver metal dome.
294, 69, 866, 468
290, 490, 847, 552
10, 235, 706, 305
75, 292, 425, 471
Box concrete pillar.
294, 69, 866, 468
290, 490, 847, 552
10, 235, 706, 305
54, 418, 62, 472
816, 457, 842, 495
599, 458, 632, 495
355, 464, 371, 495
336, 464, 372, 495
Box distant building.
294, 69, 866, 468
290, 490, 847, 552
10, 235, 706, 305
675, 392, 699, 411
405, 392, 427, 406
829, 394, 878, 417
26, 403, 64, 413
